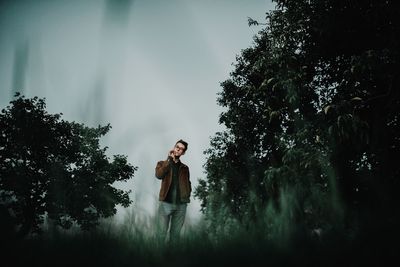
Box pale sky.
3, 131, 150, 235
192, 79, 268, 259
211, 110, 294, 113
0, 0, 274, 225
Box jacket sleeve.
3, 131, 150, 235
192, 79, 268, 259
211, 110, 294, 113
155, 158, 171, 179
188, 168, 192, 193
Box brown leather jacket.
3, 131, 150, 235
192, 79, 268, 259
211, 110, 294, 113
155, 158, 191, 203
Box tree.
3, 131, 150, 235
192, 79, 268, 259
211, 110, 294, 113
0, 94, 137, 238
195, 0, 400, 239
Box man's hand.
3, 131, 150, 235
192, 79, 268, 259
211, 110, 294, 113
168, 149, 175, 161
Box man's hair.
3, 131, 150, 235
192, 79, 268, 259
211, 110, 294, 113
176, 139, 188, 151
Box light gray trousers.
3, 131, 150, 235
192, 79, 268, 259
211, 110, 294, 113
157, 201, 187, 243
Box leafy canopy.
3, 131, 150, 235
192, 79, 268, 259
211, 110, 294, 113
195, 0, 400, 239
0, 93, 137, 237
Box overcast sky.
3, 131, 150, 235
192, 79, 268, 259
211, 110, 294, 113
0, 0, 274, 225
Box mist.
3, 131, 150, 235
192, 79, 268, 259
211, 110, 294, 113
0, 0, 274, 224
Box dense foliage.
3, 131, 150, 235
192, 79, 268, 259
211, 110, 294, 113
0, 94, 137, 238
195, 0, 400, 240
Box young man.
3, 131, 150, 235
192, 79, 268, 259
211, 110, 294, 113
155, 139, 191, 243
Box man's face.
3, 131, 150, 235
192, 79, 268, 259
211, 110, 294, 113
173, 142, 186, 157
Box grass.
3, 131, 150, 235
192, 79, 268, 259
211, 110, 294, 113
2, 209, 399, 267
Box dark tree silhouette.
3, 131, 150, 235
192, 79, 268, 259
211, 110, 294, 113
195, 0, 400, 239
0, 93, 137, 238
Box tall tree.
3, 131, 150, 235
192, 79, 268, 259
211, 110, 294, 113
0, 94, 137, 237
195, 0, 400, 238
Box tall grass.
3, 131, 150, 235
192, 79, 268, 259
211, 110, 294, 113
2, 203, 397, 267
